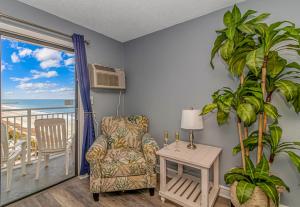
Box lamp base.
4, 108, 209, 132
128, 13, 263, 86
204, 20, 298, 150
187, 130, 197, 150
187, 143, 197, 150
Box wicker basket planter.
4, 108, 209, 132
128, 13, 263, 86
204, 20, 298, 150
230, 182, 275, 207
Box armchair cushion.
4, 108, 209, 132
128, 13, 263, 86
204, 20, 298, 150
101, 115, 148, 150
100, 149, 147, 178
86, 135, 108, 163
142, 133, 159, 167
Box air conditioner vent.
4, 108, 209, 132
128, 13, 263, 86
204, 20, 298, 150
89, 64, 125, 89
96, 73, 119, 86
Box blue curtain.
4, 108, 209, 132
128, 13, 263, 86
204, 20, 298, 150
72, 34, 95, 175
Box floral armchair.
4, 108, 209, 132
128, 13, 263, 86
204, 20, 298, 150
86, 115, 159, 201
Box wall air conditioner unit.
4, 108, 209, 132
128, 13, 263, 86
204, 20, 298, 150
89, 64, 126, 89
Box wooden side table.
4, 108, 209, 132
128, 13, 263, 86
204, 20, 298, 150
157, 141, 222, 207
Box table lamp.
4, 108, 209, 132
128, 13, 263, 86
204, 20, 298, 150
181, 109, 203, 149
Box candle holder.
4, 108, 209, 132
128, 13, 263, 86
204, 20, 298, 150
163, 130, 169, 149
175, 131, 180, 152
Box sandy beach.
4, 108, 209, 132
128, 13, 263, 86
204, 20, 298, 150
1, 104, 75, 138
2, 104, 28, 117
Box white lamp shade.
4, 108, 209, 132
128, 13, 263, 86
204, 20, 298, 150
181, 109, 203, 130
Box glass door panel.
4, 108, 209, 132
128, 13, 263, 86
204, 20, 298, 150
0, 36, 76, 205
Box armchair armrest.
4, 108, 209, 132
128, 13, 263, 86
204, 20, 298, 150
86, 135, 108, 163
142, 133, 159, 166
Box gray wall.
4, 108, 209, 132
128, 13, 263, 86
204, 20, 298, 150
0, 0, 125, 123
124, 0, 300, 206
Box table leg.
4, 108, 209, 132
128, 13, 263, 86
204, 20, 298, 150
213, 157, 219, 189
178, 164, 183, 177
160, 157, 167, 192
201, 168, 209, 207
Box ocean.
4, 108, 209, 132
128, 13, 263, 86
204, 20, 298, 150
2, 99, 75, 113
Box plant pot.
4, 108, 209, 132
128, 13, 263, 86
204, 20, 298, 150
230, 182, 275, 207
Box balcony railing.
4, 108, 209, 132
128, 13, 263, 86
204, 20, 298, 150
1, 106, 75, 163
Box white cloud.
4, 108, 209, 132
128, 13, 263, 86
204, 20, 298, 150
28, 89, 47, 94
17, 82, 57, 90
9, 47, 32, 64
51, 87, 73, 93
18, 48, 32, 57
11, 70, 58, 83
33, 48, 61, 61
40, 59, 61, 69
24, 86, 74, 95
27, 87, 74, 95
31, 70, 58, 79
10, 77, 31, 82
64, 57, 75, 66
5, 91, 13, 95
33, 48, 62, 69
9, 40, 19, 49
11, 52, 20, 63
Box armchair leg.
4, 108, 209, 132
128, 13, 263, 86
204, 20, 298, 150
149, 188, 155, 196
93, 193, 100, 202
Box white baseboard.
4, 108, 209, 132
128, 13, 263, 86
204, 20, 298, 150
156, 165, 288, 207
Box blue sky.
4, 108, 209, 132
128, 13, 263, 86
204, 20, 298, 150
1, 37, 75, 99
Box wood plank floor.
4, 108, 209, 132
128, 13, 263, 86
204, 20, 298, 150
7, 177, 230, 207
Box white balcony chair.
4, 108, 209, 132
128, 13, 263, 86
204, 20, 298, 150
34, 118, 72, 180
1, 123, 26, 191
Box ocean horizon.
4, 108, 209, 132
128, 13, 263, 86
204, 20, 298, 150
2, 99, 75, 113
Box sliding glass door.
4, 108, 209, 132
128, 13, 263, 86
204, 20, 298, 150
0, 35, 77, 205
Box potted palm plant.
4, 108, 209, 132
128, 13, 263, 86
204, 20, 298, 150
201, 5, 300, 207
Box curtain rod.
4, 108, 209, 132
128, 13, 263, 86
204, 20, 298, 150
0, 12, 89, 45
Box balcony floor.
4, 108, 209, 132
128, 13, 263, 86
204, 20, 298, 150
1, 154, 75, 206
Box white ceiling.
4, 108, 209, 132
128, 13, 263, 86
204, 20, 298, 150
18, 0, 244, 42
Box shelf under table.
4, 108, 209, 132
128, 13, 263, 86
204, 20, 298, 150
159, 175, 219, 207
